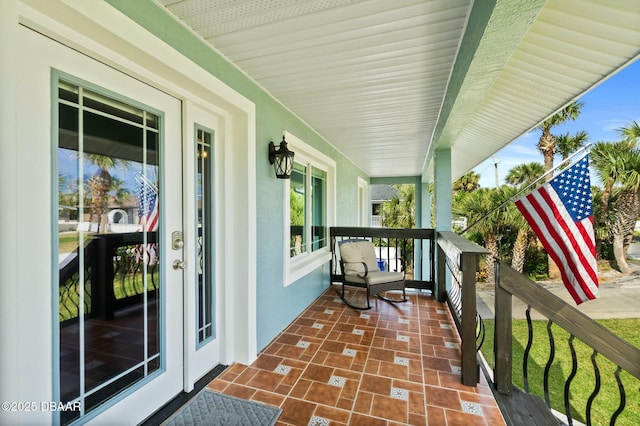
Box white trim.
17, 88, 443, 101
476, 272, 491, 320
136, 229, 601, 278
13, 0, 258, 424
357, 176, 369, 226
283, 131, 336, 286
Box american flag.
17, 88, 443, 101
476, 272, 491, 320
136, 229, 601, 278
515, 154, 599, 304
135, 173, 159, 265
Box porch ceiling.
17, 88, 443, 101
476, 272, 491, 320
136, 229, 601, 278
158, 0, 640, 180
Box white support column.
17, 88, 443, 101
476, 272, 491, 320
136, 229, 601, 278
434, 148, 452, 231
0, 2, 19, 424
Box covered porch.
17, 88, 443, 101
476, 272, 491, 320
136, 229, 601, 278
206, 287, 502, 426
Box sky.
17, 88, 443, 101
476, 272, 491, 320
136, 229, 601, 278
473, 58, 640, 188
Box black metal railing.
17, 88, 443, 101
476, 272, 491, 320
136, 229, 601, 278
436, 231, 488, 387
59, 232, 158, 324
329, 227, 435, 291
493, 262, 640, 425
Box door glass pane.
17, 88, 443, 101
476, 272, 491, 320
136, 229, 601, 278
290, 162, 307, 257
196, 127, 214, 344
57, 79, 161, 424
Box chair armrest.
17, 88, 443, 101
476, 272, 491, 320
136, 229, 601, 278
342, 260, 369, 277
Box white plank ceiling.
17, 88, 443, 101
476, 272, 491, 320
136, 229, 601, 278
157, 0, 640, 179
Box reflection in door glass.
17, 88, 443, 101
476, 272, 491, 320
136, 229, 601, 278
56, 79, 161, 424
196, 128, 214, 344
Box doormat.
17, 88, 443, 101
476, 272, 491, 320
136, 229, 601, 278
163, 389, 282, 426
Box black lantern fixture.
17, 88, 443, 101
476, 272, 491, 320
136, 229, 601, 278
269, 136, 295, 179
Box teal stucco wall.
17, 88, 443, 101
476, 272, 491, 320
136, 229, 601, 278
105, 0, 369, 351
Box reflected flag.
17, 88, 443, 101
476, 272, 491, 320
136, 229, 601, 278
135, 173, 158, 264
514, 154, 599, 304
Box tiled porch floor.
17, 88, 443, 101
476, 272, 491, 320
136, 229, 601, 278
206, 286, 506, 425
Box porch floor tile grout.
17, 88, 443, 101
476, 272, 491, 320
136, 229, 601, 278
206, 286, 506, 425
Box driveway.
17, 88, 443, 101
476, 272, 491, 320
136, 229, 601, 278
476, 269, 640, 320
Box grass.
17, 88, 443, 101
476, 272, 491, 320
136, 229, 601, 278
481, 318, 640, 425
59, 232, 82, 253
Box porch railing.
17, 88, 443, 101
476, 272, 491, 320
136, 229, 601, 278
492, 262, 640, 425
58, 232, 158, 324
329, 227, 435, 291
436, 231, 488, 387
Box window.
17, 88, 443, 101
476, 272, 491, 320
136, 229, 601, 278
283, 132, 335, 286
290, 164, 327, 257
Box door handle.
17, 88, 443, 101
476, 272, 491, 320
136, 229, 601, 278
172, 259, 186, 270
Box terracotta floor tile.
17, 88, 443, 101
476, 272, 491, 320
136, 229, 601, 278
224, 383, 256, 400
378, 360, 409, 380
424, 385, 461, 410
369, 394, 408, 423
305, 381, 341, 406
246, 370, 285, 392
426, 405, 446, 424
253, 354, 284, 371
204, 288, 506, 426
314, 404, 351, 424
251, 390, 286, 407
349, 412, 387, 426
444, 408, 488, 426
408, 412, 428, 426
359, 374, 392, 395
279, 398, 316, 425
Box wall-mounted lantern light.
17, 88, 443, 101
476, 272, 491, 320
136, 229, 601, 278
268, 136, 295, 179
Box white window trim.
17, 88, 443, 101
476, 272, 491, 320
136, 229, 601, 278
283, 131, 336, 286
357, 176, 369, 226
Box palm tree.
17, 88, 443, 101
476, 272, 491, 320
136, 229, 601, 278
618, 120, 640, 143
505, 162, 544, 188
453, 171, 481, 193
84, 154, 128, 232
590, 187, 615, 259
555, 130, 588, 160
456, 187, 510, 284
535, 101, 583, 180
591, 140, 636, 259
534, 101, 583, 278
382, 184, 415, 229
497, 185, 531, 273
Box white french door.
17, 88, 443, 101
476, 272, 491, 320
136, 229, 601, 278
18, 26, 185, 425
183, 102, 224, 388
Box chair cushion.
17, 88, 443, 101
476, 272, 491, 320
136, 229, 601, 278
339, 240, 379, 276
345, 270, 404, 285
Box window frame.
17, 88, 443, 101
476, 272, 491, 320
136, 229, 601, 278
282, 131, 336, 286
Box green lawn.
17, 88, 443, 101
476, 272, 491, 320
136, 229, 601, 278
481, 318, 640, 425
59, 232, 81, 253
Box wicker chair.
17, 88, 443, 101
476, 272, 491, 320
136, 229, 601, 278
336, 239, 407, 310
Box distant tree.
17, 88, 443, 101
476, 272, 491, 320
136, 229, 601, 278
84, 154, 131, 232
609, 149, 640, 273
505, 162, 544, 188
453, 171, 481, 193
382, 184, 415, 229
535, 101, 583, 180
618, 120, 640, 143
499, 186, 532, 273
455, 187, 512, 284
534, 101, 583, 278
555, 130, 588, 160
591, 140, 636, 260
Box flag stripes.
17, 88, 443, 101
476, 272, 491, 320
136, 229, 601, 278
515, 154, 599, 304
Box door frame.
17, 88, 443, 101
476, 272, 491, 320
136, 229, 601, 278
7, 1, 258, 424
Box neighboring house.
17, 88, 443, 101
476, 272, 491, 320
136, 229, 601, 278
370, 184, 399, 227
2, 1, 638, 425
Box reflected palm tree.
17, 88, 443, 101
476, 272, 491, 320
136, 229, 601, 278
84, 154, 128, 232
